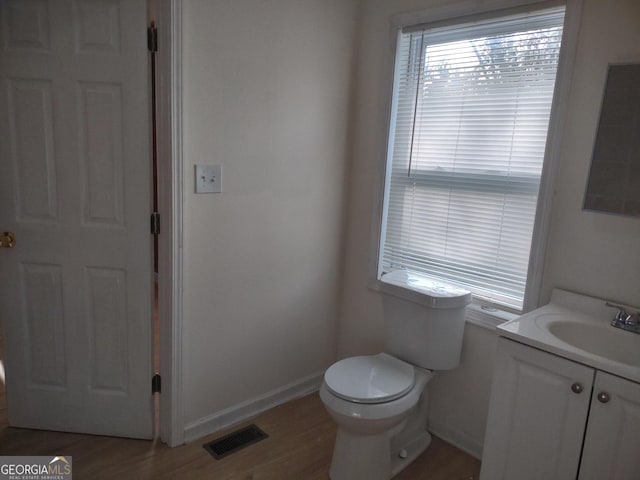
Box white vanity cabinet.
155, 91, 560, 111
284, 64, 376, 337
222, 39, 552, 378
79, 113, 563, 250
480, 337, 640, 480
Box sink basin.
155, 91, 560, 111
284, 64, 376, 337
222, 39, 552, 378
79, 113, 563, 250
546, 320, 640, 367
497, 289, 640, 384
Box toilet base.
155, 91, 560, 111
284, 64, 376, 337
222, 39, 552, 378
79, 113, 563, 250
328, 426, 432, 480
329, 428, 391, 480
391, 430, 432, 477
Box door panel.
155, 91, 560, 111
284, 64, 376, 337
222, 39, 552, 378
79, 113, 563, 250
8, 78, 58, 222
579, 372, 640, 480
0, 0, 152, 439
480, 337, 594, 480
79, 81, 125, 226
21, 263, 66, 389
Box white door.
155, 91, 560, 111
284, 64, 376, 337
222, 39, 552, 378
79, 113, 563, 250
579, 371, 640, 480
0, 0, 153, 438
480, 337, 594, 480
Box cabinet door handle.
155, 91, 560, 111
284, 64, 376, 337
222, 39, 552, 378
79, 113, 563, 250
597, 391, 610, 403
571, 382, 584, 394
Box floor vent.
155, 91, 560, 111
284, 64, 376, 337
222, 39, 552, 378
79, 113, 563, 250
203, 424, 268, 460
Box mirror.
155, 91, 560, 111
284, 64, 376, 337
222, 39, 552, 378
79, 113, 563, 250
583, 63, 640, 217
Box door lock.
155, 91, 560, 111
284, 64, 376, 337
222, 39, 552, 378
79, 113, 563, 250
0, 232, 16, 248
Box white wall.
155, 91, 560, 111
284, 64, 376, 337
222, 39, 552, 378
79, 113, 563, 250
177, 0, 639, 451
337, 0, 640, 459
180, 0, 358, 436
540, 0, 640, 308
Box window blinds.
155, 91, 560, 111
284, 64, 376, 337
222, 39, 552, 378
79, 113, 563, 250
379, 6, 565, 310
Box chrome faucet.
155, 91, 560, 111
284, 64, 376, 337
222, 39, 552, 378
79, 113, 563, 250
606, 301, 640, 334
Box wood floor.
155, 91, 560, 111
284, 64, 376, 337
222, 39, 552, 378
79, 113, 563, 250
0, 327, 480, 479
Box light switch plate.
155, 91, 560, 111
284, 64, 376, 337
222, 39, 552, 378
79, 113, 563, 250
195, 164, 222, 193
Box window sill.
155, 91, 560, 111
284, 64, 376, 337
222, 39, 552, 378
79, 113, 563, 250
465, 302, 518, 330
368, 279, 518, 331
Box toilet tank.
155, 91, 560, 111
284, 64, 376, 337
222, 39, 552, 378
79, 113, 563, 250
380, 270, 471, 370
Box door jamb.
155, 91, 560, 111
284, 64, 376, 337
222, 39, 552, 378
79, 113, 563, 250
155, 0, 184, 447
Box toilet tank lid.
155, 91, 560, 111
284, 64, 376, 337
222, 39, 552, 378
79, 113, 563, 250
380, 270, 471, 309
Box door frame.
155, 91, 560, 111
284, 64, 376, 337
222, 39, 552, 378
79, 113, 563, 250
155, 0, 184, 447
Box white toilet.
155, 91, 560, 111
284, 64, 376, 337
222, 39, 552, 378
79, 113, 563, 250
320, 270, 471, 480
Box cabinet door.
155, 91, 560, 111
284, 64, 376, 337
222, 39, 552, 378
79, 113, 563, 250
578, 371, 640, 480
480, 338, 594, 480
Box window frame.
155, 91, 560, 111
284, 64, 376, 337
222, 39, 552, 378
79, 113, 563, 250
369, 0, 584, 321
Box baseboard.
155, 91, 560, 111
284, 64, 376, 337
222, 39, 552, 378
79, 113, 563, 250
183, 371, 324, 444
428, 419, 483, 460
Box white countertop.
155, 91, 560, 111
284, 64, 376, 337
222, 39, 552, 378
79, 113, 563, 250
497, 289, 640, 384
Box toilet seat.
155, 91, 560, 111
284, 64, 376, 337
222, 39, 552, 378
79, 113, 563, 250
324, 353, 415, 404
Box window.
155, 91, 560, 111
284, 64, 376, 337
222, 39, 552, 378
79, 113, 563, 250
379, 5, 566, 311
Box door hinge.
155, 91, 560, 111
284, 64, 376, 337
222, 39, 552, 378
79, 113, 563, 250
147, 24, 158, 53
152, 373, 161, 394
151, 212, 160, 235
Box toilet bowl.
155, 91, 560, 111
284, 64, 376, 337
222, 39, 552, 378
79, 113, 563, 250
320, 353, 434, 480
321, 270, 471, 480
